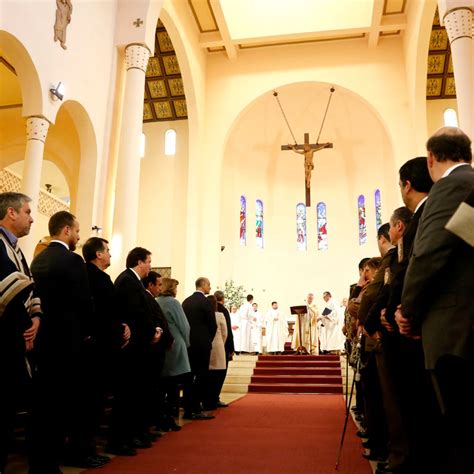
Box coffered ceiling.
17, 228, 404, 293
143, 19, 188, 123
426, 8, 456, 100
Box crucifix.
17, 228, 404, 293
274, 88, 335, 207
281, 133, 332, 206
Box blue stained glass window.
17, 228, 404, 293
358, 195, 367, 245
317, 202, 328, 251
375, 189, 382, 230
296, 203, 307, 251
240, 195, 246, 246
256, 199, 264, 249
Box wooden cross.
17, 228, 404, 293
133, 18, 143, 27
281, 133, 333, 206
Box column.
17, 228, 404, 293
111, 43, 151, 274
443, 6, 473, 137
21, 116, 50, 262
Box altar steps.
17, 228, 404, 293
248, 354, 343, 394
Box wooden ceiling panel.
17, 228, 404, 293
144, 21, 187, 122
188, 0, 218, 32
383, 0, 406, 15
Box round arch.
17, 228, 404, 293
0, 30, 43, 117
58, 99, 98, 235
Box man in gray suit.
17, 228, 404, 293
398, 127, 474, 474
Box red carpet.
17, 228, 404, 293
249, 355, 343, 394
87, 394, 371, 474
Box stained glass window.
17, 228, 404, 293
296, 203, 307, 251
375, 189, 382, 230
317, 202, 328, 251
358, 195, 367, 245
256, 199, 264, 249
240, 195, 246, 246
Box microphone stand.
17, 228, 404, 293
335, 335, 362, 470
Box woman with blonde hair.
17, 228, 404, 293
156, 278, 191, 430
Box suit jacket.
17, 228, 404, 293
144, 290, 174, 353
85, 262, 124, 351
384, 201, 426, 324
358, 247, 396, 326
114, 268, 156, 352
217, 302, 235, 358
31, 242, 93, 356
402, 164, 474, 369
182, 291, 217, 354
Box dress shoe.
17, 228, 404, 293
143, 432, 159, 442
362, 440, 372, 449
216, 400, 229, 408
131, 438, 152, 449
356, 430, 369, 438
362, 452, 387, 462
63, 455, 108, 468
92, 454, 111, 463
377, 461, 389, 470
105, 443, 137, 456
183, 412, 215, 420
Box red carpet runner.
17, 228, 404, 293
87, 394, 371, 474
249, 354, 343, 394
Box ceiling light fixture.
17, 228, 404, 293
49, 82, 64, 101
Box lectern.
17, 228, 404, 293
290, 305, 309, 355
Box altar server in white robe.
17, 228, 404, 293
251, 303, 264, 354
229, 304, 241, 353
238, 295, 254, 353
265, 302, 287, 353
319, 291, 342, 353
292, 293, 319, 354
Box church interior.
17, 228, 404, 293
1, 0, 472, 473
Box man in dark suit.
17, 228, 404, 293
399, 127, 474, 474
142, 271, 175, 431
82, 237, 131, 457
181, 277, 217, 420
30, 211, 106, 472
215, 290, 234, 408
109, 247, 161, 454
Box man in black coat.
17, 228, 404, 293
399, 128, 474, 474
215, 290, 234, 408
181, 277, 217, 419
109, 247, 161, 454
82, 237, 131, 457
30, 211, 105, 472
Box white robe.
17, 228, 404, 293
265, 309, 287, 352
230, 310, 241, 352
251, 310, 264, 353
238, 302, 253, 352
319, 299, 343, 352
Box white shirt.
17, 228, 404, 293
50, 239, 69, 250
414, 196, 428, 214
441, 162, 470, 179
130, 268, 141, 281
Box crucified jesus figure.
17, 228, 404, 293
288, 142, 332, 189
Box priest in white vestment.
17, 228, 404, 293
251, 303, 264, 354
319, 291, 343, 353
265, 302, 287, 353
238, 295, 254, 353
291, 293, 319, 354
229, 304, 241, 353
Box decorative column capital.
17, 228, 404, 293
125, 43, 151, 73
26, 116, 50, 143
444, 7, 472, 44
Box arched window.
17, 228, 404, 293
296, 203, 307, 251
240, 195, 247, 246
358, 195, 367, 245
374, 189, 382, 230
164, 129, 176, 156
443, 108, 458, 127
317, 202, 328, 251
256, 199, 264, 249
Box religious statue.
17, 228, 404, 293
54, 0, 73, 50
288, 142, 332, 189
